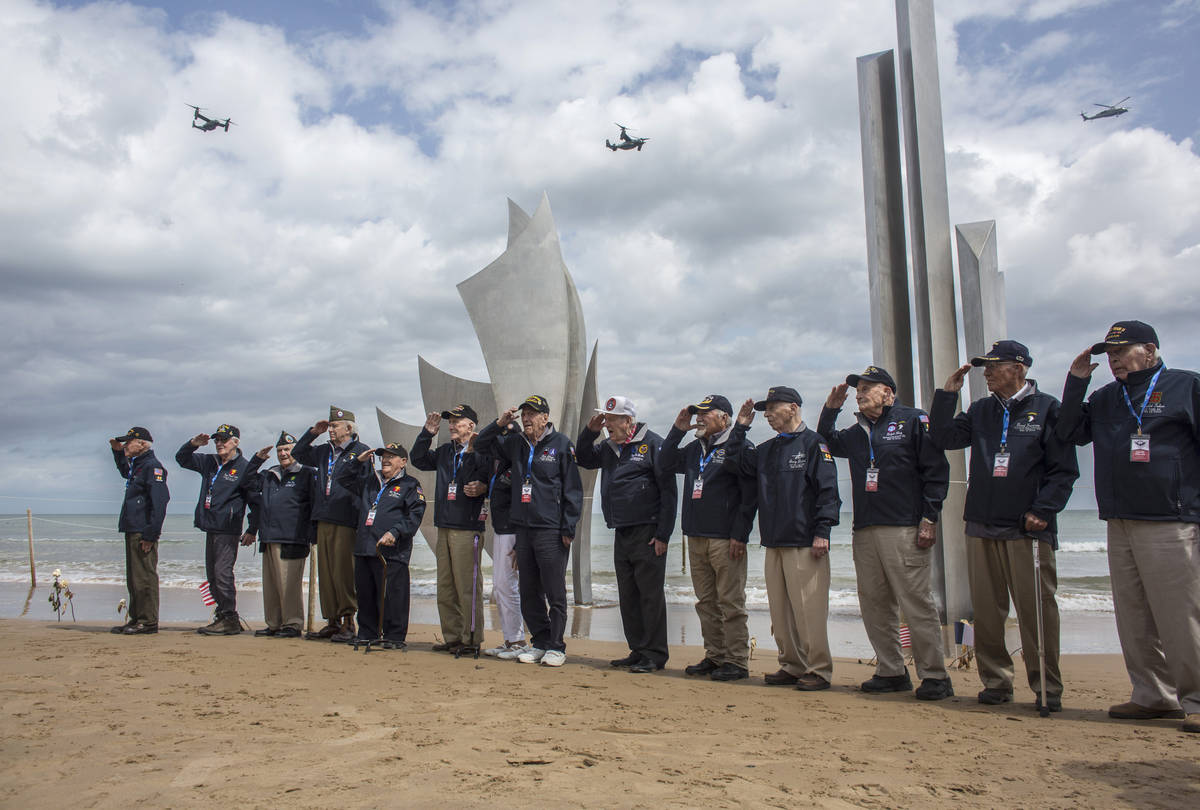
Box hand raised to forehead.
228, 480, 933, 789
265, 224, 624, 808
942, 364, 971, 393
736, 398, 756, 426
424, 412, 442, 433
673, 408, 692, 431
255, 445, 272, 460
825, 383, 849, 410
190, 433, 211, 447
1069, 347, 1099, 379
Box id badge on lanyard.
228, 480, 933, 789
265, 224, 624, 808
447, 482, 458, 501
365, 507, 376, 526
992, 452, 1011, 477
521, 479, 533, 503
865, 467, 880, 492
1130, 434, 1151, 462
479, 498, 489, 520
691, 478, 704, 499
205, 493, 213, 509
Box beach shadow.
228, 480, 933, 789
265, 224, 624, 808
1066, 757, 1200, 807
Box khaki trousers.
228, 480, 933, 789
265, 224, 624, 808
853, 525, 947, 680
1108, 519, 1200, 714
262, 543, 307, 631
688, 537, 750, 668
764, 546, 832, 681
125, 532, 159, 625
436, 528, 484, 646
966, 535, 1062, 697
316, 522, 357, 621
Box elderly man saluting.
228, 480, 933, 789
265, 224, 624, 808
578, 396, 678, 674
177, 424, 257, 636
659, 395, 757, 682
475, 395, 583, 668
110, 427, 170, 635
818, 366, 953, 700
928, 340, 1078, 712
1057, 320, 1200, 733
292, 407, 371, 642
725, 387, 841, 691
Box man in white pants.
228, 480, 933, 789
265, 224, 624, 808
483, 455, 528, 657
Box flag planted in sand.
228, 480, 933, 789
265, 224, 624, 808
198, 581, 216, 607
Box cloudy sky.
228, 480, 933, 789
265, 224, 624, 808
2, 0, 1197, 514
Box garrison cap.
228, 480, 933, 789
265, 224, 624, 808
276, 431, 297, 447
329, 406, 355, 422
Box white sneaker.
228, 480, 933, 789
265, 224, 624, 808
541, 649, 566, 667
517, 647, 546, 664
483, 644, 507, 657
495, 642, 529, 660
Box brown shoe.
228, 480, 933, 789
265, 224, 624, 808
1183, 714, 1200, 733
764, 669, 799, 686
1108, 701, 1185, 720
315, 622, 339, 639
795, 673, 831, 691
432, 641, 463, 653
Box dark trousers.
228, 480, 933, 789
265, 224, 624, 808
515, 527, 571, 653
614, 524, 669, 666
205, 532, 240, 618
125, 532, 159, 625
354, 555, 411, 642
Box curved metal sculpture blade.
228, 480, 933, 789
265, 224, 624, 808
572, 340, 600, 604
506, 198, 531, 248
376, 406, 439, 552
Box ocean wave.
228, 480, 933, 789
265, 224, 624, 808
1059, 541, 1107, 554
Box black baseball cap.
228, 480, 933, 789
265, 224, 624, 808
970, 340, 1032, 368
375, 442, 408, 459
1090, 320, 1160, 355
519, 394, 550, 414
688, 394, 733, 415
846, 365, 897, 392
212, 424, 240, 439
441, 404, 479, 423
753, 386, 803, 411
276, 431, 297, 446
114, 426, 153, 442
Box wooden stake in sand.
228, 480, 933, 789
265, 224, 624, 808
27, 509, 36, 586
306, 550, 317, 633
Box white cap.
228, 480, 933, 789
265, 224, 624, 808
597, 395, 637, 419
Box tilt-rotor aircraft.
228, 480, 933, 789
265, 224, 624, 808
187, 104, 235, 132
605, 123, 649, 151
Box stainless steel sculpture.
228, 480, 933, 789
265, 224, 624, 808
378, 194, 599, 604
857, 49, 916, 407
956, 220, 1006, 402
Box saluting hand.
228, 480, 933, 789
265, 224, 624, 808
109, 438, 124, 451
498, 406, 520, 427
312, 420, 330, 435
736, 398, 756, 426
586, 412, 605, 432
255, 445, 272, 460
1069, 347, 1099, 379
377, 532, 396, 548
356, 449, 375, 465
423, 412, 442, 433
190, 433, 211, 447
673, 408, 695, 432
825, 382, 849, 410
942, 364, 972, 393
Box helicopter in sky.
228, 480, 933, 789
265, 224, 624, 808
187, 104, 235, 132
1081, 97, 1130, 122
606, 123, 649, 151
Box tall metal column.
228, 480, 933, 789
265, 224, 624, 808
857, 49, 915, 406
956, 220, 1006, 402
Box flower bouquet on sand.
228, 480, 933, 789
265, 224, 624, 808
48, 569, 76, 622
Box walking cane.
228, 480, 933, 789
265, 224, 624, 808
456, 533, 482, 659
1030, 535, 1050, 718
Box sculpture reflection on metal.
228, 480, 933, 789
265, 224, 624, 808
377, 194, 599, 605
956, 220, 1006, 403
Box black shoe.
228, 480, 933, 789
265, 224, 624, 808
629, 658, 663, 673
274, 627, 302, 639
330, 628, 356, 644
197, 617, 224, 635
684, 658, 720, 676
254, 628, 278, 637
111, 622, 134, 634
380, 640, 407, 651
710, 663, 750, 682
1035, 694, 1063, 713
610, 653, 640, 668
978, 687, 1014, 705
315, 622, 339, 638
199, 616, 242, 636
861, 672, 914, 693
123, 622, 158, 635
764, 669, 800, 686
915, 677, 955, 701
795, 674, 831, 691
432, 641, 462, 652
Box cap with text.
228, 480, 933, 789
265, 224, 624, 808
753, 386, 803, 411
375, 441, 409, 459
114, 426, 153, 442
597, 396, 637, 419
687, 394, 733, 415
970, 339, 1032, 368
212, 424, 240, 439
441, 404, 479, 423
1089, 320, 1160, 355
519, 394, 551, 414
845, 366, 897, 392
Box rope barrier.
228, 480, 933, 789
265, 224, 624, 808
30, 517, 120, 533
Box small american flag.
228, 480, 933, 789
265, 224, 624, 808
898, 624, 912, 649
199, 581, 216, 607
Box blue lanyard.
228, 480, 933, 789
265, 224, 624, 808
326, 449, 337, 480
525, 442, 536, 480
999, 405, 1010, 451
865, 421, 877, 468
210, 459, 229, 492
125, 456, 138, 487
1122, 366, 1164, 435
372, 475, 399, 509
452, 446, 465, 479
698, 442, 717, 476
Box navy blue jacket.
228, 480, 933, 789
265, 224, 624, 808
929, 383, 1078, 542
487, 457, 515, 535
576, 424, 678, 539
335, 461, 426, 563
290, 428, 371, 528
113, 449, 170, 542
658, 425, 756, 543
726, 423, 840, 547
474, 421, 583, 537
817, 403, 949, 530
175, 442, 254, 534
409, 429, 488, 531
244, 457, 318, 545
1058, 362, 1200, 522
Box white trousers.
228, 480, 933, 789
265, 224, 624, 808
491, 532, 525, 643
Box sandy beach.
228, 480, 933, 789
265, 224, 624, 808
0, 619, 1195, 809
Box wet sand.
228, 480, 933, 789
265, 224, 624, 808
0, 619, 1194, 809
